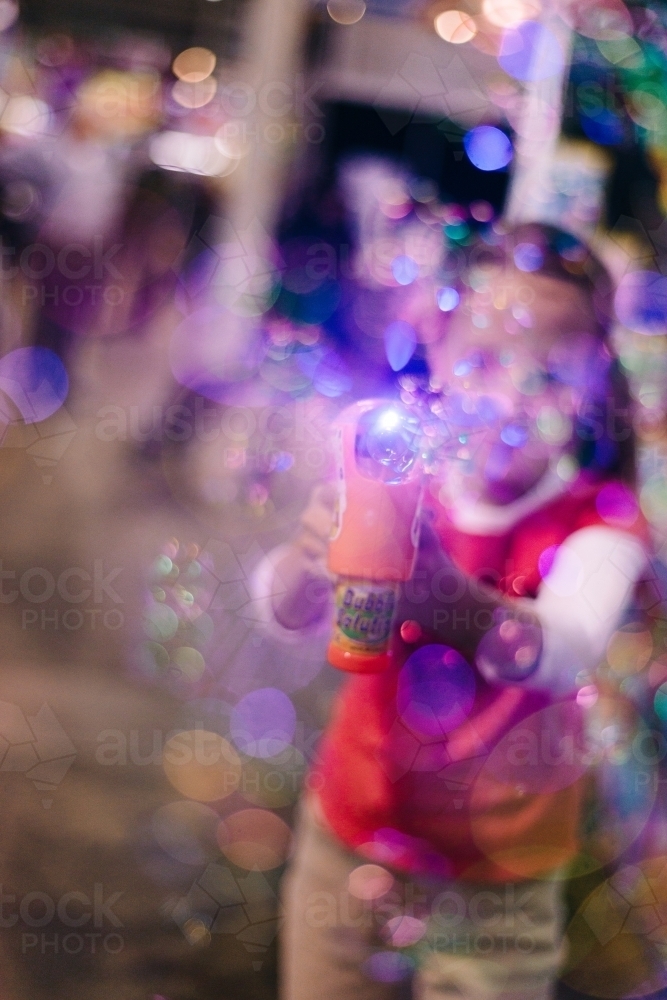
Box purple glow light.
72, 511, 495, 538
384, 321, 417, 372
230, 687, 297, 758
498, 22, 564, 82
595, 482, 639, 528
614, 271, 667, 336
0, 347, 68, 422
464, 126, 513, 171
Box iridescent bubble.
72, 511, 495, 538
230, 688, 297, 758
397, 645, 476, 737
513, 242, 544, 272
384, 321, 417, 372
391, 255, 419, 286
436, 287, 460, 312
595, 482, 639, 528
576, 684, 599, 709
362, 951, 414, 983
0, 347, 68, 422
498, 21, 564, 81
171, 647, 206, 682
143, 603, 179, 642
217, 808, 292, 870
464, 126, 513, 171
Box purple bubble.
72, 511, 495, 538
397, 645, 476, 738
437, 287, 459, 312
384, 321, 417, 372
498, 22, 564, 82
391, 255, 419, 286
230, 687, 296, 758
464, 126, 513, 171
614, 271, 667, 336
0, 347, 68, 423
513, 242, 544, 273
362, 951, 414, 983
595, 482, 639, 528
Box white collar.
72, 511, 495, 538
440, 468, 569, 536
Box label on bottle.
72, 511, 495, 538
331, 578, 398, 655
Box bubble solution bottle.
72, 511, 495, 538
327, 400, 424, 673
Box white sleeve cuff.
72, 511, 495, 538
523, 526, 648, 695
248, 545, 334, 645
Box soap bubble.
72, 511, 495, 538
355, 403, 422, 484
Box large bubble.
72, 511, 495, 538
397, 645, 476, 738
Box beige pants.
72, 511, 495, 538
281, 801, 567, 1000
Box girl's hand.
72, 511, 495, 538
272, 482, 337, 631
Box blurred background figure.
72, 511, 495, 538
0, 0, 666, 999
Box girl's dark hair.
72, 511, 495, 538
475, 221, 636, 484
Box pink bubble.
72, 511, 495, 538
576, 685, 599, 709
595, 483, 639, 528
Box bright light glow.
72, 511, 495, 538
172, 47, 216, 83
377, 409, 401, 431
437, 287, 460, 311
172, 78, 217, 109
464, 126, 513, 170
0, 96, 50, 137
327, 0, 366, 24
482, 0, 541, 28
149, 131, 237, 177
434, 10, 477, 43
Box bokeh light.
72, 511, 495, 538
163, 731, 241, 801
217, 808, 292, 870
150, 132, 235, 176
436, 286, 460, 312
482, 0, 541, 28
348, 864, 394, 900
230, 688, 297, 758
614, 271, 667, 336
498, 21, 564, 81
384, 321, 417, 372
172, 78, 218, 109
327, 0, 366, 24
172, 47, 216, 83
434, 10, 477, 44
0, 347, 69, 423
606, 626, 653, 676
464, 126, 513, 171
362, 951, 414, 983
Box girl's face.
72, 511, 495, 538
427, 268, 605, 505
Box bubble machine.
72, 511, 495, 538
327, 400, 424, 673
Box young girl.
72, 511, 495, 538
269, 223, 651, 1000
